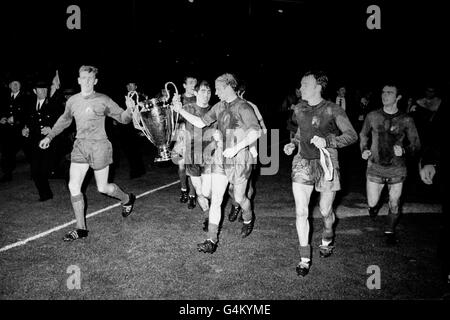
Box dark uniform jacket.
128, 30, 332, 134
0, 91, 28, 129
25, 96, 62, 143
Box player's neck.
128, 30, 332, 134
81, 89, 94, 96
197, 102, 208, 108
383, 104, 398, 114
307, 96, 323, 106
224, 93, 238, 103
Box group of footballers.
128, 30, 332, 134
171, 74, 264, 254
39, 65, 424, 278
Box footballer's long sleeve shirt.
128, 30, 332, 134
47, 92, 131, 141
291, 99, 358, 167
360, 108, 420, 177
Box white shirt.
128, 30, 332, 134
36, 99, 45, 111
11, 91, 19, 99
336, 97, 346, 111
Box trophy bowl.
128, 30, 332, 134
141, 98, 174, 162
128, 82, 179, 162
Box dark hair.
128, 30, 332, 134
34, 80, 50, 89
383, 82, 401, 96
303, 70, 328, 93
195, 80, 211, 91
183, 75, 197, 84
236, 79, 247, 93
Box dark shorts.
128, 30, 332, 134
366, 163, 406, 184
212, 149, 252, 185
367, 173, 406, 184
71, 139, 113, 170
292, 155, 340, 192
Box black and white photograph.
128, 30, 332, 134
1, 0, 449, 310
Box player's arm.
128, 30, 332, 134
223, 104, 261, 158
292, 127, 301, 146
45, 101, 74, 141
326, 106, 358, 148
106, 96, 132, 124
178, 108, 206, 128
40, 101, 74, 149
359, 113, 372, 153
239, 104, 262, 149
404, 117, 421, 156
172, 98, 215, 129
288, 108, 299, 142
247, 100, 267, 133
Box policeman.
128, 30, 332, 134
0, 78, 29, 182
22, 79, 63, 201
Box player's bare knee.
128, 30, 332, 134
201, 191, 210, 200
233, 193, 246, 205
97, 184, 109, 194
210, 197, 223, 209
68, 182, 81, 195
296, 207, 309, 220
319, 206, 334, 218
388, 200, 400, 213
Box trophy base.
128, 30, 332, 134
154, 146, 172, 162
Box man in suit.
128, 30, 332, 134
22, 79, 63, 201
335, 85, 348, 111
0, 78, 30, 182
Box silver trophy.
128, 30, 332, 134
127, 82, 180, 162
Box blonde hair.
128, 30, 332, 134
215, 73, 238, 90
79, 65, 98, 76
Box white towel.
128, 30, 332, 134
319, 147, 334, 181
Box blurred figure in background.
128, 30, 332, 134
0, 77, 30, 182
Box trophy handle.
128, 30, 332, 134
127, 91, 155, 145
164, 82, 180, 141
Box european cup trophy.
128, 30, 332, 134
127, 82, 180, 162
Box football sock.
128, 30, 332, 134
107, 183, 129, 204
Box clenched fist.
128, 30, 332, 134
362, 150, 372, 160
171, 94, 183, 113
284, 142, 296, 155
393, 145, 404, 157
22, 126, 29, 137
39, 137, 51, 149
420, 164, 436, 185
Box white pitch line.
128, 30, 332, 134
0, 180, 179, 253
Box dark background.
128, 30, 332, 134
1, 0, 448, 116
